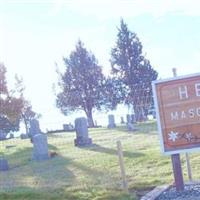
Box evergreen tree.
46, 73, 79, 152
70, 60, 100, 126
56, 40, 110, 127
110, 19, 158, 121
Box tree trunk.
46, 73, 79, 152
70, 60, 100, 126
86, 109, 94, 128
24, 120, 29, 135
22, 114, 29, 135
134, 106, 147, 122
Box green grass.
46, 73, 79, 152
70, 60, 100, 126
1, 120, 200, 199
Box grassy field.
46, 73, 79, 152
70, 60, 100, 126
1, 120, 200, 200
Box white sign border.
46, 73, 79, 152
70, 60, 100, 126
152, 72, 200, 155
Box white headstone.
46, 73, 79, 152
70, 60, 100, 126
0, 158, 9, 171
120, 117, 125, 124
126, 114, 131, 124
74, 117, 92, 146
63, 123, 74, 131
107, 115, 116, 128
126, 114, 136, 131
29, 119, 41, 136
32, 134, 49, 161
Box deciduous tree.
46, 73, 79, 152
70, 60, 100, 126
0, 63, 24, 137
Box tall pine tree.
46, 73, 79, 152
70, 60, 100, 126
110, 19, 158, 121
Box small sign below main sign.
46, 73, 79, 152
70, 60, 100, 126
152, 73, 200, 155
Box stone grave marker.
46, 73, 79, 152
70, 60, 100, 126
0, 158, 9, 171
63, 123, 74, 131
32, 134, 49, 161
29, 119, 42, 141
127, 123, 136, 131
107, 114, 116, 128
9, 133, 14, 139
126, 114, 131, 124
20, 133, 29, 139
126, 114, 136, 131
120, 116, 125, 124
131, 114, 136, 123
74, 117, 92, 146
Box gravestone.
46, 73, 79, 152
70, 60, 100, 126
29, 119, 42, 141
63, 123, 74, 131
9, 133, 14, 139
126, 114, 136, 131
107, 115, 116, 128
29, 119, 41, 135
32, 134, 49, 161
74, 117, 92, 146
152, 110, 156, 119
0, 158, 9, 171
120, 116, 125, 124
20, 133, 29, 139
126, 114, 131, 124
127, 123, 136, 131
131, 114, 136, 124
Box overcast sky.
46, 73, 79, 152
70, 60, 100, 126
1, 0, 200, 130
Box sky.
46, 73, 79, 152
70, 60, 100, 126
1, 0, 200, 131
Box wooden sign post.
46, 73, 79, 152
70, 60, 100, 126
117, 140, 128, 192
173, 68, 193, 183
171, 68, 184, 191
152, 72, 200, 191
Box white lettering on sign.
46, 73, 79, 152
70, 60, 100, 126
181, 111, 186, 119
170, 107, 200, 121
188, 108, 195, 118
171, 112, 179, 120
195, 83, 200, 96
179, 85, 188, 100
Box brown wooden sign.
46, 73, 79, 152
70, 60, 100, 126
153, 73, 200, 155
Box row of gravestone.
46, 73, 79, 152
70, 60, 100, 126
0, 115, 136, 171
107, 114, 136, 131
62, 114, 136, 131
0, 117, 92, 171
0, 114, 137, 142
22, 114, 135, 139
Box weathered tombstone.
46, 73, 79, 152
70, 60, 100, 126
120, 117, 125, 124
63, 123, 74, 131
74, 117, 92, 146
29, 119, 41, 135
127, 123, 136, 131
63, 124, 68, 131
20, 133, 29, 139
68, 123, 74, 131
0, 158, 9, 171
152, 110, 156, 119
107, 115, 116, 128
32, 134, 49, 161
29, 119, 42, 141
131, 114, 136, 124
126, 114, 131, 124
126, 114, 136, 131
9, 133, 14, 139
